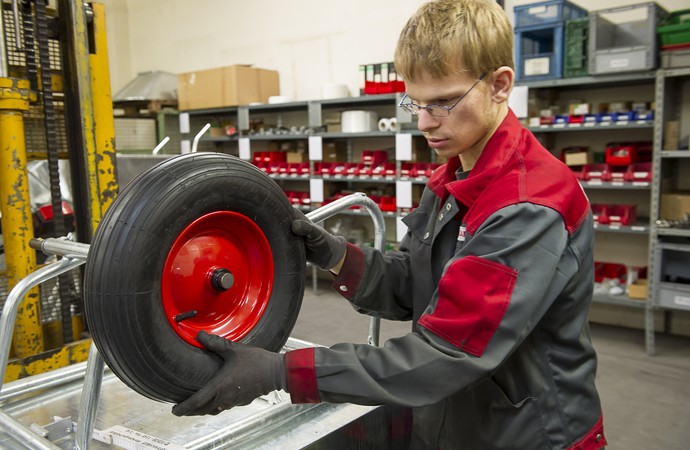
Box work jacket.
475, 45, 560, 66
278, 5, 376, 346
286, 110, 607, 449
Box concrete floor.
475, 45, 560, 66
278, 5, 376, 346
291, 279, 690, 450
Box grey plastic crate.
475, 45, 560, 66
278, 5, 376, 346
654, 241, 690, 311
589, 2, 668, 74
659, 282, 690, 311
661, 48, 690, 68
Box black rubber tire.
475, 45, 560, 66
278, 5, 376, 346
83, 153, 306, 403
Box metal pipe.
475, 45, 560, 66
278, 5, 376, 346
75, 343, 105, 450
192, 123, 211, 152
0, 361, 88, 403
152, 136, 170, 155
29, 237, 90, 259
0, 409, 61, 450
0, 257, 86, 390
305, 193, 386, 346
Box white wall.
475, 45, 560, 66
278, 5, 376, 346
101, 0, 689, 102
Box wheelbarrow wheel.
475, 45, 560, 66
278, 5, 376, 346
84, 153, 306, 403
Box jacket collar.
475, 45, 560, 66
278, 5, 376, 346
426, 109, 522, 208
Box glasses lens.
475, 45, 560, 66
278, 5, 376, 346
401, 104, 419, 115
428, 106, 450, 118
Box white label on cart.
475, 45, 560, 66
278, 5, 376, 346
94, 425, 186, 450
524, 57, 550, 76
610, 58, 630, 69
674, 296, 690, 307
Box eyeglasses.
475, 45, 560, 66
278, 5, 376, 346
398, 73, 487, 118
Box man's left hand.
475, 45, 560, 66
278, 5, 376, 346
172, 331, 287, 416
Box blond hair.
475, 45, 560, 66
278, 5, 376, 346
395, 0, 514, 81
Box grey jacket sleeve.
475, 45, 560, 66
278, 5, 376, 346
313, 203, 574, 406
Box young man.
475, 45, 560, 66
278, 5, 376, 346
173, 0, 607, 448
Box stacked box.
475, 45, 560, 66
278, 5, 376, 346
658, 8, 690, 68
514, 0, 588, 81
588, 3, 668, 75
565, 18, 590, 77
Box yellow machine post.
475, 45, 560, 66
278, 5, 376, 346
0, 78, 44, 358
88, 2, 119, 225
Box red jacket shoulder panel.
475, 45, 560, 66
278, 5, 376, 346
439, 111, 589, 235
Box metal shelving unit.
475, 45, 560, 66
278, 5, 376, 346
519, 71, 658, 316
646, 67, 690, 355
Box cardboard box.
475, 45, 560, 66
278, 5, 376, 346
177, 65, 279, 110
660, 192, 690, 221
628, 279, 648, 300
286, 151, 307, 163
564, 151, 592, 167
663, 121, 680, 150
322, 142, 347, 162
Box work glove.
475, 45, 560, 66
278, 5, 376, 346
172, 331, 287, 416
291, 209, 347, 271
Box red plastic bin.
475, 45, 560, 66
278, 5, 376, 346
624, 162, 652, 182
582, 164, 612, 181
605, 142, 652, 166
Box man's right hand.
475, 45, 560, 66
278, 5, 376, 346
291, 209, 347, 271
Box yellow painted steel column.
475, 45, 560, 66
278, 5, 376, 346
0, 78, 44, 358
88, 2, 118, 227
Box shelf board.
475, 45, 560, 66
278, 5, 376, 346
317, 93, 398, 107
246, 101, 310, 112
201, 136, 235, 142
529, 121, 654, 133
268, 174, 311, 181
517, 71, 656, 89
322, 131, 397, 139
247, 134, 310, 141
184, 106, 238, 116
660, 67, 690, 78
657, 227, 690, 237
593, 292, 647, 308
318, 175, 397, 184
580, 181, 650, 190
661, 150, 690, 158
593, 223, 648, 234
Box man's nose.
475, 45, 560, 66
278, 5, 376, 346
416, 109, 440, 133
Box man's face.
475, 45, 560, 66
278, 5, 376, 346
403, 71, 501, 167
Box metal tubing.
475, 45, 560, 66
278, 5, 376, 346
0, 409, 61, 450
305, 193, 386, 346
75, 343, 105, 450
29, 237, 90, 259
0, 257, 86, 390
0, 361, 88, 403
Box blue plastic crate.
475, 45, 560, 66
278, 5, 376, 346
514, 0, 588, 28
515, 25, 565, 81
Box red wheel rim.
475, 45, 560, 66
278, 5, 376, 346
162, 211, 274, 347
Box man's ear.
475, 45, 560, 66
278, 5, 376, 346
490, 67, 514, 104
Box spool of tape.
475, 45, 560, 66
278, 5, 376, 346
322, 83, 350, 99
378, 118, 391, 132
342, 110, 378, 133
389, 117, 398, 132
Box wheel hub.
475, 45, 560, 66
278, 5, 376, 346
162, 211, 274, 347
